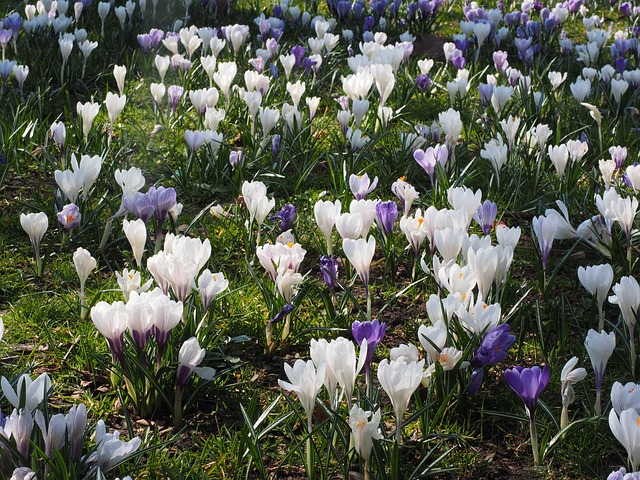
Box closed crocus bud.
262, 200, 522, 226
113, 64, 127, 96
123, 218, 146, 268
577, 263, 614, 329
343, 236, 376, 295
177, 337, 206, 387
76, 101, 100, 140
13, 64, 28, 91
532, 215, 558, 270
105, 92, 126, 127
585, 328, 616, 416
50, 121, 66, 149
73, 247, 96, 296
314, 199, 341, 254
20, 212, 48, 273
96, 3, 109, 36
375, 200, 398, 235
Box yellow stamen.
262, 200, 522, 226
287, 242, 294, 248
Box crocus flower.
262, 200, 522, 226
197, 269, 229, 311
167, 85, 184, 114
57, 203, 82, 229
269, 204, 296, 232
319, 254, 339, 292
50, 121, 66, 149
73, 247, 96, 317
560, 357, 587, 429
473, 200, 498, 236
76, 101, 100, 141
20, 212, 48, 275
352, 319, 387, 379
532, 215, 558, 270
610, 276, 640, 374
585, 328, 616, 415
90, 301, 129, 363
577, 263, 614, 330
90, 420, 142, 472
242, 180, 276, 228
609, 408, 640, 472
468, 324, 516, 395
349, 173, 378, 200
147, 186, 177, 231
343, 236, 376, 297
324, 337, 367, 409
278, 359, 325, 432
391, 177, 419, 217
504, 365, 550, 465
375, 200, 398, 235
123, 192, 155, 223
349, 404, 382, 465
378, 358, 425, 442
123, 219, 146, 268
1, 373, 51, 412
176, 337, 206, 387
611, 381, 640, 415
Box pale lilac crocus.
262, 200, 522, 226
349, 173, 378, 200
474, 200, 498, 236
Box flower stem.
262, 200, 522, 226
174, 384, 183, 426
560, 405, 568, 431
306, 417, 314, 480
528, 408, 539, 467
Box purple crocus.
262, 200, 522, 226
478, 83, 495, 108
57, 203, 82, 229
376, 200, 398, 235
468, 324, 516, 395
319, 255, 339, 291
269, 204, 296, 232
451, 49, 466, 69
269, 303, 296, 323
504, 364, 550, 413
123, 192, 156, 223
291, 45, 306, 68
504, 364, 550, 466
414, 144, 448, 184
149, 28, 165, 48
473, 200, 498, 236
137, 34, 153, 53
272, 134, 281, 164
147, 186, 177, 228
416, 74, 431, 91
352, 319, 387, 377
